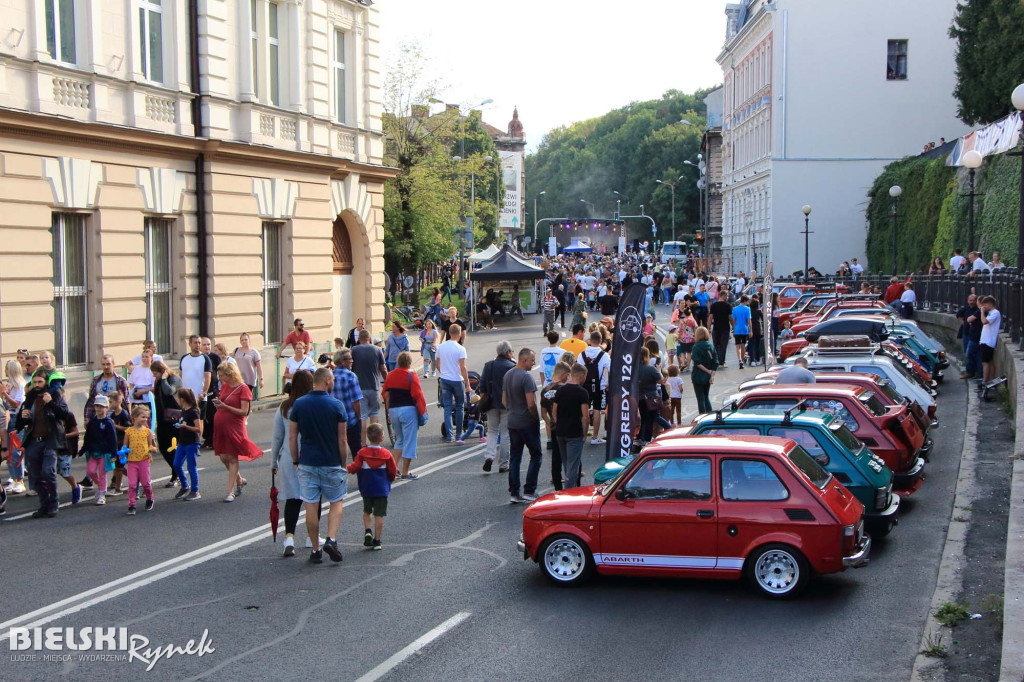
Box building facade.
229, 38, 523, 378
716, 0, 971, 276
0, 0, 391, 380
702, 86, 724, 261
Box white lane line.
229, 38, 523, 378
0, 445, 486, 640
353, 612, 472, 682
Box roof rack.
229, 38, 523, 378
809, 335, 880, 355
714, 408, 725, 424
781, 400, 808, 424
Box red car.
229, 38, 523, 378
731, 385, 926, 494
518, 436, 871, 598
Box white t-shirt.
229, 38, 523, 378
582, 275, 596, 290
597, 284, 608, 297
179, 353, 212, 398
667, 376, 684, 399
972, 258, 990, 272
578, 346, 611, 390
980, 308, 1001, 347
733, 278, 746, 294
128, 365, 155, 401
285, 355, 315, 375
851, 263, 864, 275
130, 353, 164, 367
539, 346, 563, 383
618, 270, 627, 282
950, 255, 966, 271
900, 290, 916, 304
436, 340, 467, 382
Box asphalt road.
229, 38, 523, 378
1, 304, 968, 682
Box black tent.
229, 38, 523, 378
469, 245, 546, 282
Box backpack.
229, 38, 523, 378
582, 350, 605, 394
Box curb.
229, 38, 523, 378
1001, 335, 1024, 682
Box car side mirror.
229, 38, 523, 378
615, 488, 630, 501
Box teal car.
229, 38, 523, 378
594, 409, 900, 536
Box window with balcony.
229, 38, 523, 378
887, 40, 908, 80
138, 0, 164, 83
52, 213, 88, 366
144, 218, 172, 352
44, 0, 76, 64
333, 29, 347, 123
262, 221, 283, 344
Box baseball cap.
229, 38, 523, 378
94, 395, 110, 407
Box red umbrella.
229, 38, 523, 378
269, 470, 279, 542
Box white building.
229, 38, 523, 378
716, 0, 970, 276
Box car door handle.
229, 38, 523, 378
697, 510, 714, 519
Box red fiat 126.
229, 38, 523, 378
518, 436, 871, 598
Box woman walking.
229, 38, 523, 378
270, 369, 313, 556
382, 352, 427, 478
419, 319, 439, 378
571, 293, 587, 330
2, 359, 27, 494
212, 362, 263, 502
690, 327, 719, 414
677, 308, 697, 371
150, 361, 183, 482
384, 322, 410, 373
637, 347, 666, 444
233, 333, 264, 396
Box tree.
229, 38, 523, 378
949, 0, 1024, 126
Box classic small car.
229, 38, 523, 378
519, 436, 871, 598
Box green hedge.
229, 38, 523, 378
866, 150, 1022, 270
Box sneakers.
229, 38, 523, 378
455, 439, 465, 446
719, 364, 728, 370
482, 458, 493, 472
306, 536, 325, 549
283, 537, 295, 557
127, 506, 137, 516
95, 495, 106, 506
174, 487, 190, 500
522, 493, 538, 502
31, 509, 56, 518
498, 466, 510, 474
164, 480, 177, 489
400, 474, 418, 480
71, 485, 82, 505
590, 437, 606, 445
79, 477, 94, 489
322, 538, 343, 563
106, 488, 122, 497
185, 491, 201, 501
7, 481, 25, 495
224, 493, 235, 503
372, 539, 382, 551
479, 437, 487, 443
363, 529, 374, 547
308, 549, 323, 564
510, 495, 527, 504
144, 499, 154, 512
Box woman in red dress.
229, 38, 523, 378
212, 362, 263, 502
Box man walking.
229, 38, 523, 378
731, 295, 751, 369
16, 370, 70, 518
542, 287, 557, 335
503, 348, 543, 503
709, 290, 733, 369
351, 330, 387, 446
480, 341, 515, 473
436, 324, 470, 444
201, 337, 220, 449
332, 349, 364, 456
288, 368, 348, 564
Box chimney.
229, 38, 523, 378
445, 103, 460, 115
411, 104, 428, 119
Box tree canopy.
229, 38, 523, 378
949, 0, 1024, 126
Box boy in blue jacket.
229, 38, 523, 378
346, 423, 397, 550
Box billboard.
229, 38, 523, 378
498, 150, 522, 231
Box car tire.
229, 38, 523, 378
539, 533, 594, 587
866, 518, 896, 538
745, 543, 810, 599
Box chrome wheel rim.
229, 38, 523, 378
544, 539, 585, 581
755, 549, 799, 594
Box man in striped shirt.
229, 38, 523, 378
542, 287, 557, 335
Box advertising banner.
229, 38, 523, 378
499, 150, 522, 230
605, 283, 647, 462
762, 262, 775, 367
947, 112, 1022, 166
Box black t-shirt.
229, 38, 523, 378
554, 383, 589, 438
599, 294, 618, 315
710, 301, 733, 329
110, 408, 133, 447
441, 318, 467, 343
208, 353, 222, 394
540, 380, 564, 422
177, 407, 202, 445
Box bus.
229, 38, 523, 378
660, 241, 688, 264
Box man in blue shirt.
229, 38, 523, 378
289, 368, 348, 564
332, 349, 364, 458
731, 295, 752, 369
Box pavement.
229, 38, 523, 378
0, 302, 975, 681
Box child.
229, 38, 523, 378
458, 395, 485, 442
81, 395, 118, 505
107, 392, 132, 495
678, 308, 697, 371
643, 314, 656, 339
346, 423, 397, 551
56, 395, 82, 505
128, 349, 155, 407
124, 405, 157, 515
665, 326, 679, 368
667, 365, 685, 425
172, 388, 203, 501
420, 319, 438, 378
779, 319, 795, 341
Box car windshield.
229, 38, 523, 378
600, 462, 633, 496
829, 421, 864, 451
787, 444, 832, 490
857, 391, 888, 416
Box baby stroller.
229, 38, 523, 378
437, 370, 484, 440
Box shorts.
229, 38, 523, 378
678, 342, 694, 354
734, 334, 749, 345
589, 388, 607, 411
980, 344, 995, 363
362, 496, 389, 517
56, 454, 72, 478
296, 465, 348, 504
667, 349, 676, 358
360, 392, 381, 419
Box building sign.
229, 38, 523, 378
498, 150, 522, 230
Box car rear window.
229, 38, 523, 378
786, 445, 832, 490
872, 378, 903, 404
721, 459, 789, 501
829, 422, 864, 451
700, 427, 760, 437
742, 398, 799, 412
767, 427, 829, 466
857, 391, 888, 416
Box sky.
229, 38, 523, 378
377, 0, 727, 152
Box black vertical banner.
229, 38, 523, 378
605, 283, 647, 461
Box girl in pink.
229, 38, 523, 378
124, 405, 157, 515
678, 308, 698, 371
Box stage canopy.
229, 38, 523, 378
563, 240, 593, 253
469, 245, 546, 282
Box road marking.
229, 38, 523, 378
0, 444, 486, 640
3, 468, 210, 522
353, 612, 471, 682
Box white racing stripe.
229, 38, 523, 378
0, 444, 487, 639
353, 612, 471, 682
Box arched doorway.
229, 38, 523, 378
332, 213, 364, 340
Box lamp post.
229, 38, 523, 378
962, 150, 983, 253
656, 175, 685, 242
533, 190, 546, 254
613, 190, 629, 219
889, 185, 902, 275
801, 205, 812, 281
445, 98, 492, 298
1012, 83, 1024, 270
580, 199, 595, 216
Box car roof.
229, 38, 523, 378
740, 384, 864, 398
644, 434, 795, 456
693, 410, 834, 428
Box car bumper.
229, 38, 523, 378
894, 457, 926, 493
867, 493, 900, 519
843, 535, 872, 568
919, 438, 934, 461
517, 536, 529, 560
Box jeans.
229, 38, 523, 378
173, 443, 200, 492
440, 379, 465, 441
508, 422, 543, 496
543, 312, 556, 334
693, 382, 713, 414
549, 435, 563, 490
484, 409, 510, 469
391, 405, 420, 458
441, 284, 452, 304
639, 404, 657, 442
24, 440, 58, 512
964, 339, 981, 376
422, 347, 436, 374
557, 436, 584, 489
458, 419, 484, 441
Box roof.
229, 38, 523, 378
468, 244, 546, 282
645, 434, 796, 456
740, 384, 865, 398
693, 410, 833, 427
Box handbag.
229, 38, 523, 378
644, 396, 664, 412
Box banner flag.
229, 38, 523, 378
762, 262, 775, 367
605, 283, 647, 462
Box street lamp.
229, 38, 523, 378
445, 97, 492, 299
656, 175, 685, 242
1012, 83, 1024, 269
962, 150, 983, 253
801, 205, 812, 281
889, 185, 902, 275
580, 199, 595, 216
533, 190, 546, 253
613, 190, 629, 219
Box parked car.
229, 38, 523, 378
519, 435, 871, 598
726, 385, 926, 494
682, 409, 899, 535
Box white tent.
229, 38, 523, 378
468, 244, 501, 263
